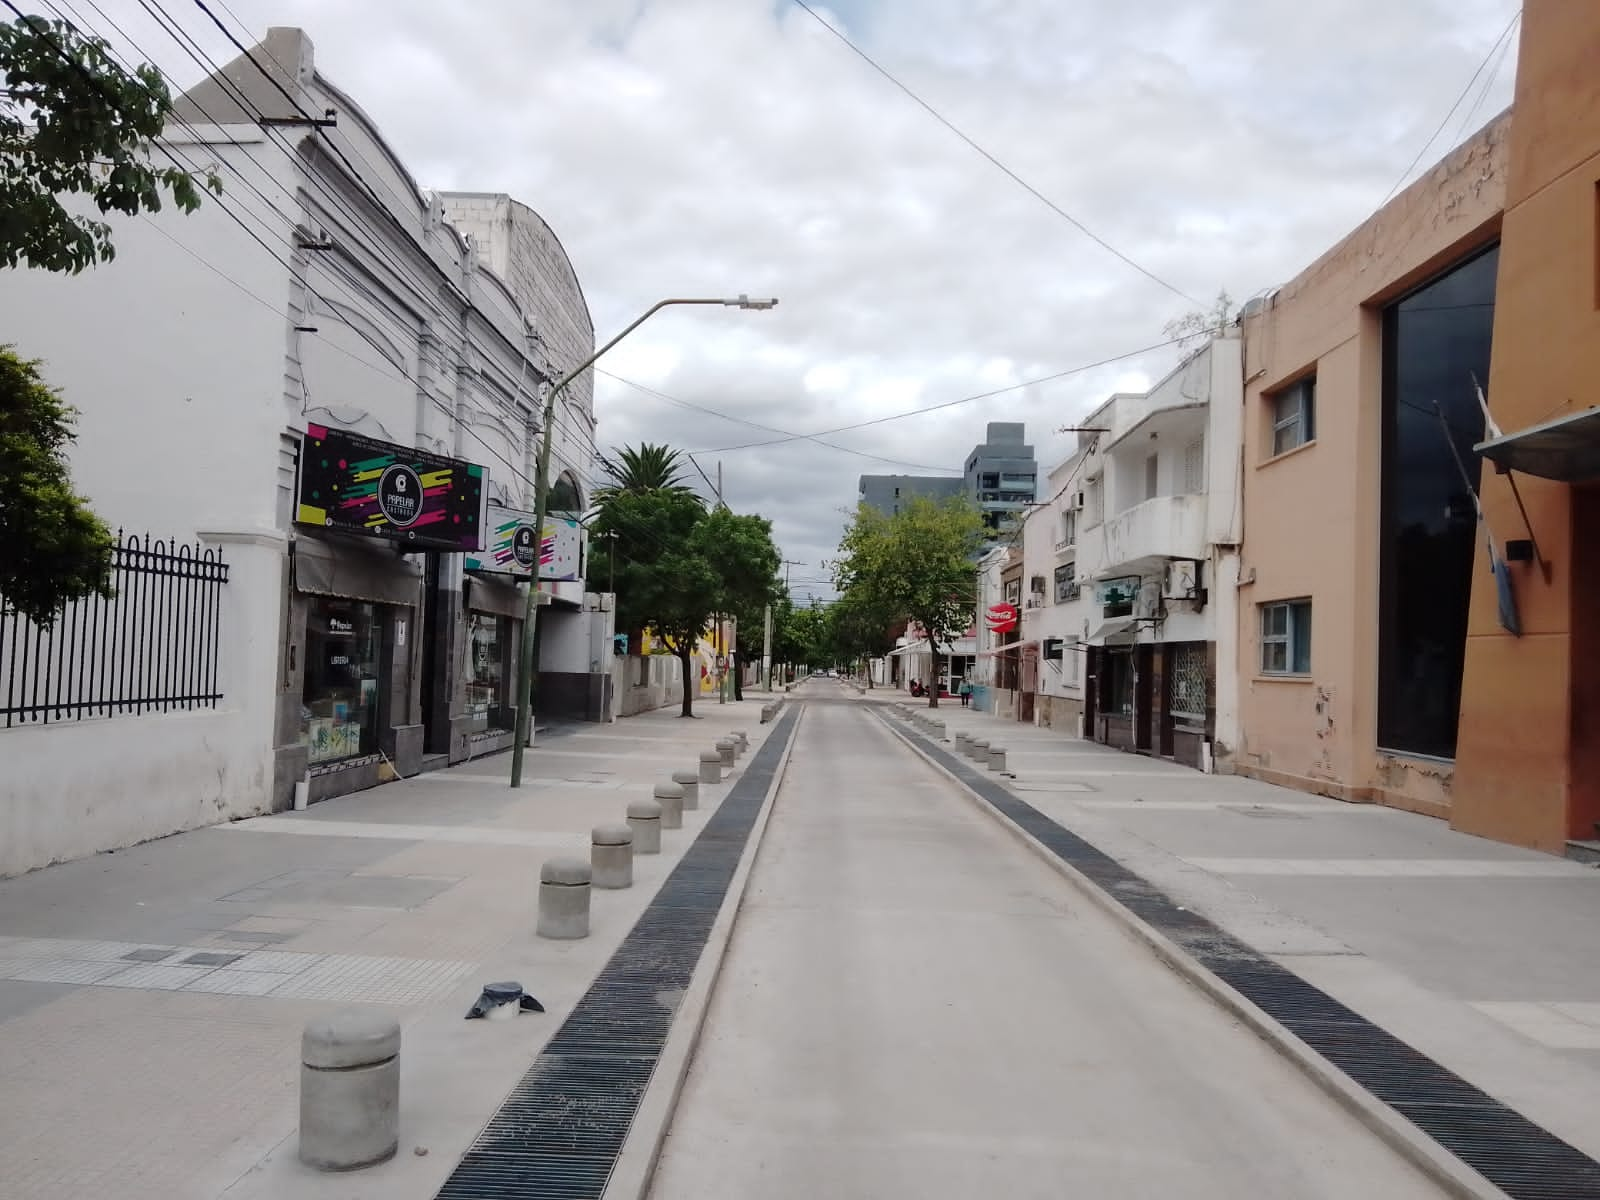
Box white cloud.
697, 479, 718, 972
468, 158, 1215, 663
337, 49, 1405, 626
86, 0, 1519, 587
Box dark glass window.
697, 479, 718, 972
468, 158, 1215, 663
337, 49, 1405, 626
303, 598, 381, 764
1378, 245, 1498, 758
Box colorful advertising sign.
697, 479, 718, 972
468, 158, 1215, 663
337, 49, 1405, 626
296, 425, 487, 552
984, 602, 1019, 634
464, 504, 583, 582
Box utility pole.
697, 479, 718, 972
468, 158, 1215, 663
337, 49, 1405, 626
599, 528, 618, 595
762, 601, 774, 693
508, 294, 778, 787
774, 558, 804, 688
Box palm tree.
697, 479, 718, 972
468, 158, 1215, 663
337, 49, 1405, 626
594, 443, 702, 505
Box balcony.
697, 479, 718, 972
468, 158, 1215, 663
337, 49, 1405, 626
1053, 536, 1076, 557
1097, 494, 1207, 575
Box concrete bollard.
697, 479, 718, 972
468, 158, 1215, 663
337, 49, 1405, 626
760, 704, 773, 724
931, 721, 946, 739
969, 738, 990, 761
716, 738, 736, 768
733, 731, 749, 756
538, 856, 592, 939
672, 769, 700, 811
699, 749, 723, 784
988, 746, 1007, 772
591, 824, 634, 890
299, 1009, 401, 1171
955, 733, 971, 755
627, 798, 662, 854
654, 781, 685, 830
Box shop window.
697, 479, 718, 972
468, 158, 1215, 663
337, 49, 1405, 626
303, 598, 381, 764
465, 613, 510, 728
1270, 377, 1316, 456
1106, 650, 1134, 715
1260, 600, 1312, 675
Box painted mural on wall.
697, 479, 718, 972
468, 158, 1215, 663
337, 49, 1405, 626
295, 424, 486, 552
637, 624, 733, 695
465, 504, 583, 581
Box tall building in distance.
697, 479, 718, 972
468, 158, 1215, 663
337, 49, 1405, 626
858, 423, 1038, 532
857, 474, 964, 516
965, 422, 1038, 531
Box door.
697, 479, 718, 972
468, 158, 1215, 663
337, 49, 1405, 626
1134, 644, 1154, 753
1019, 646, 1038, 722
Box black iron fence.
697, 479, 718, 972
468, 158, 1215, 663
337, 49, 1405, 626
1, 532, 230, 728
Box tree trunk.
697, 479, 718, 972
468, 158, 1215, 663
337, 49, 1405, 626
929, 647, 941, 708
678, 646, 695, 717
733, 651, 743, 701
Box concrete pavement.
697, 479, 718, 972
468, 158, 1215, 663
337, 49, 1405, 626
883, 683, 1600, 1171
649, 692, 1443, 1198
0, 698, 782, 1200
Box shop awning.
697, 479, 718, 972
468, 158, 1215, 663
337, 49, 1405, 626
294, 535, 423, 607
466, 573, 526, 619
890, 638, 976, 657
1089, 618, 1140, 645
1475, 407, 1600, 482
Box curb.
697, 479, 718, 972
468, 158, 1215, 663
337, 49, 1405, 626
605, 703, 807, 1200
873, 710, 1504, 1200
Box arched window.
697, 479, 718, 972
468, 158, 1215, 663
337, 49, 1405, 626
547, 471, 583, 515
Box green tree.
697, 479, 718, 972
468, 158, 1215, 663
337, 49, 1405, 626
2, 15, 221, 273
833, 495, 985, 708
0, 347, 113, 625
590, 468, 784, 716
594, 442, 700, 504
827, 588, 896, 685
2, 15, 220, 619
694, 507, 781, 701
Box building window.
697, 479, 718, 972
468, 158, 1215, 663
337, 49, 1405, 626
465, 613, 510, 727
1065, 636, 1081, 685
1004, 578, 1021, 606
1169, 642, 1207, 719
1271, 378, 1316, 456
1145, 454, 1160, 500
1085, 479, 1103, 526
1260, 600, 1312, 676
303, 598, 382, 764
1053, 562, 1077, 603
1060, 508, 1077, 546
1182, 439, 1205, 493
1378, 245, 1497, 758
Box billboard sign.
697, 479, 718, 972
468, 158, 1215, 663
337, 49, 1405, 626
295, 424, 486, 552
984, 602, 1018, 634
465, 504, 583, 582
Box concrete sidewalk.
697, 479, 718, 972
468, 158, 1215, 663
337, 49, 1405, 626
890, 689, 1600, 1167
0, 697, 783, 1200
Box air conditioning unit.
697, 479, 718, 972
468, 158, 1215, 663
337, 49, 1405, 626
1024, 597, 1044, 611
1163, 559, 1199, 600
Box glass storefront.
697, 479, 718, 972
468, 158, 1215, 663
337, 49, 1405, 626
303, 598, 382, 765
465, 612, 510, 728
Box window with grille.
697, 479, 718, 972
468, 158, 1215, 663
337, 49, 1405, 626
1169, 643, 1207, 720
1053, 562, 1077, 603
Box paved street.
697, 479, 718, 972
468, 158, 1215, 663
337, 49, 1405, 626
650, 692, 1441, 1198
8, 682, 1600, 1198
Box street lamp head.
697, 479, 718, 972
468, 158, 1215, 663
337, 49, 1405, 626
725, 295, 780, 310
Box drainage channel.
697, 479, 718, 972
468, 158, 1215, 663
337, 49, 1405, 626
434, 705, 802, 1200
878, 707, 1600, 1200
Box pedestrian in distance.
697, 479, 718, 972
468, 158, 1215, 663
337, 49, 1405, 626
959, 678, 972, 707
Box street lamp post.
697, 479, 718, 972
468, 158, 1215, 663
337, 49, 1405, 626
509, 295, 778, 787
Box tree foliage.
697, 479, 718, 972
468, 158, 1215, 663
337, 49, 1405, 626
0, 346, 113, 624
1, 15, 221, 274
832, 495, 985, 706
593, 442, 700, 505
589, 445, 782, 715
1162, 288, 1235, 350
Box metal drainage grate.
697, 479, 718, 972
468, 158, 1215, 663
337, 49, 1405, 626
434, 706, 802, 1200
882, 712, 1600, 1200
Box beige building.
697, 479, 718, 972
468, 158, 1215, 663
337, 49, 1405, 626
1231, 114, 1509, 815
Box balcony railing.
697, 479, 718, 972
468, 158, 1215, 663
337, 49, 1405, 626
1098, 494, 1207, 573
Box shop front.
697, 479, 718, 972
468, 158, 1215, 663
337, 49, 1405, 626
460, 572, 525, 758
276, 424, 487, 805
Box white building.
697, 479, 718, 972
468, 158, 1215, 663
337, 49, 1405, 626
1011, 333, 1242, 767
0, 28, 607, 876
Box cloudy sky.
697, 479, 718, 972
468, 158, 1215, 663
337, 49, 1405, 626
89, 0, 1518, 601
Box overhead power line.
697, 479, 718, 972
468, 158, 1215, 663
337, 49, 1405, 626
1378, 10, 1521, 208
692, 331, 1194, 455
787, 0, 1200, 307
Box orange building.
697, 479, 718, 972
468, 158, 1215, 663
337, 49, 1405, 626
1454, 3, 1600, 854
